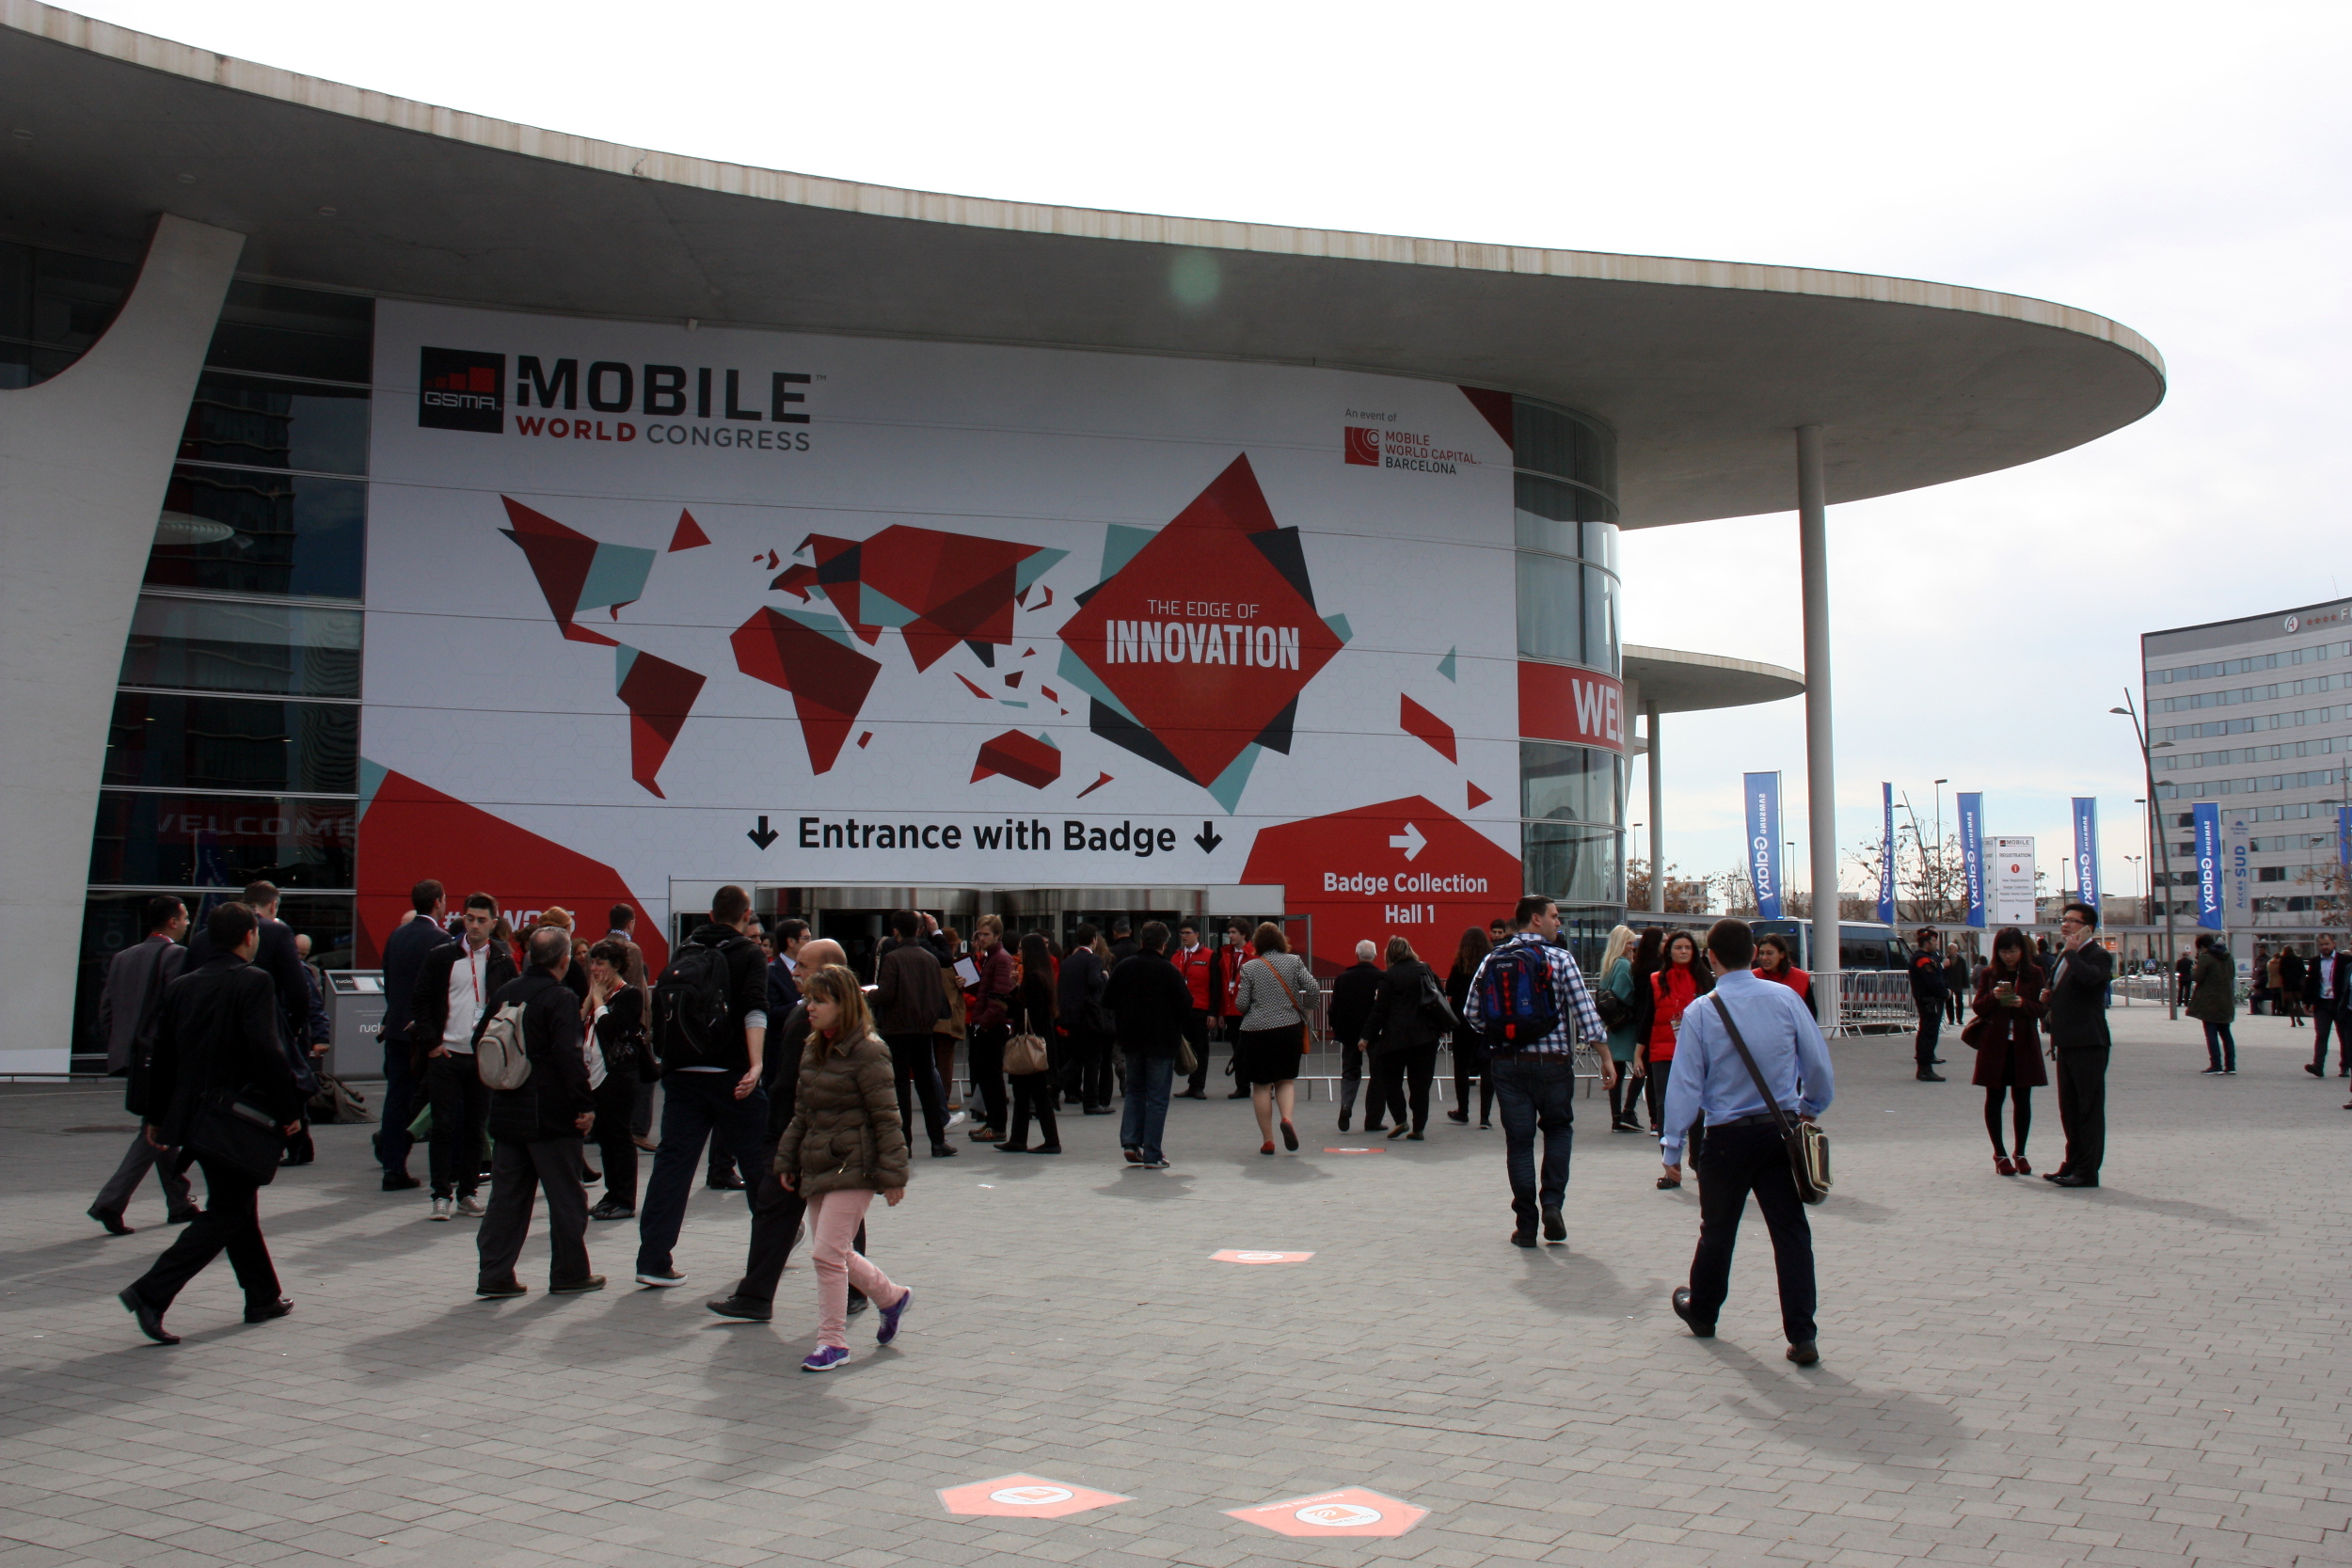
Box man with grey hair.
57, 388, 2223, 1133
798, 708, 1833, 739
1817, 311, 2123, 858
1327, 940, 1385, 1133
474, 926, 601, 1297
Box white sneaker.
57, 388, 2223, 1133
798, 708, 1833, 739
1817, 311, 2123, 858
454, 1196, 486, 1218
430, 1197, 453, 1221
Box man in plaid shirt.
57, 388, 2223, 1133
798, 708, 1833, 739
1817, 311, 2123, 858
1463, 895, 1615, 1248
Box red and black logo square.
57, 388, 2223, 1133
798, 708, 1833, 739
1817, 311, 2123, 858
418, 347, 505, 433
1343, 425, 1380, 466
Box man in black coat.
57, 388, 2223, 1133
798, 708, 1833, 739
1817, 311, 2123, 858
89, 895, 199, 1234
1327, 941, 1385, 1133
376, 879, 453, 1191
1908, 928, 1949, 1081
2304, 933, 2350, 1077
408, 894, 518, 1218
2042, 902, 2115, 1188
474, 927, 601, 1296
1103, 922, 1192, 1169
119, 904, 307, 1345
871, 910, 954, 1156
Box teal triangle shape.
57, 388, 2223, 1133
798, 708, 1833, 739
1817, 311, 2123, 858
1100, 525, 1153, 583
1438, 646, 1457, 683
1034, 731, 1059, 750
580, 543, 656, 611
1325, 612, 1353, 646
357, 756, 389, 822
1204, 742, 1263, 814
780, 610, 854, 649
857, 585, 923, 629
1015, 548, 1069, 592
614, 644, 640, 688
1057, 644, 1140, 725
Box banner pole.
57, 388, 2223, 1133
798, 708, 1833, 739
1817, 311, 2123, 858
1796, 425, 1841, 1036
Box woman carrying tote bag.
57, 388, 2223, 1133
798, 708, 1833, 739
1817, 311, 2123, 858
1232, 923, 1320, 1157
998, 932, 1062, 1153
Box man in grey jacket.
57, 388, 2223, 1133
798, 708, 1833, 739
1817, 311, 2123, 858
89, 895, 199, 1235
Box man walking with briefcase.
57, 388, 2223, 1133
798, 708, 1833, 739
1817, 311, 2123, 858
118, 903, 307, 1345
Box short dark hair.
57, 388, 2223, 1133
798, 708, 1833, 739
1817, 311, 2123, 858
1915, 927, 1939, 943
1707, 918, 1755, 970
608, 903, 634, 929
2063, 901, 2099, 929
588, 938, 632, 969
889, 910, 918, 938
527, 927, 571, 969
1176, 919, 1198, 935
1514, 895, 1554, 927
1073, 922, 1098, 945
1252, 921, 1287, 954
775, 918, 809, 946
411, 879, 445, 915
1111, 915, 1132, 936
207, 902, 259, 951
243, 879, 279, 908
711, 884, 751, 924
143, 895, 184, 935
463, 892, 497, 915
1138, 920, 1169, 953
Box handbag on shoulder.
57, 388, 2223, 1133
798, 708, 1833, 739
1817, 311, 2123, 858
1003, 1006, 1052, 1077
1706, 995, 1831, 1204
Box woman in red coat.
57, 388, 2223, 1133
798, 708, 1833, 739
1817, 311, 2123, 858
1968, 927, 2048, 1175
1752, 932, 1814, 1016
1640, 930, 1711, 1188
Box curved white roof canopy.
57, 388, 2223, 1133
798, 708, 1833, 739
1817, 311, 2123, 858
1623, 646, 1805, 715
0, 1, 2165, 527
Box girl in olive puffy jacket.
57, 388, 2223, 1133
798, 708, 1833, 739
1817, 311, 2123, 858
773, 964, 914, 1371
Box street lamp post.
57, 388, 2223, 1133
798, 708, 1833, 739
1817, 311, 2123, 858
1933, 779, 1948, 922
2112, 693, 2179, 1020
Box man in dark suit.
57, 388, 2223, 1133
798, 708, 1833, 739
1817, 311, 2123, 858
473, 927, 602, 1298
1908, 928, 1949, 1081
376, 879, 454, 1191
119, 903, 307, 1345
2042, 902, 2114, 1188
183, 881, 320, 1164
1327, 941, 1385, 1132
89, 895, 199, 1234
2304, 933, 2349, 1078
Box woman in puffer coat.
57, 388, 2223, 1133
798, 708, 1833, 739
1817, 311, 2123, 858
773, 964, 914, 1371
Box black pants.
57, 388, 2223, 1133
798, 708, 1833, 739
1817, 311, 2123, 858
2315, 1007, 2344, 1072
2055, 1047, 2108, 1178
1915, 1001, 1942, 1071
476, 1135, 592, 1290
1685, 1121, 1817, 1345
968, 1023, 1009, 1132
591, 1069, 641, 1208
884, 1033, 950, 1149
1339, 1041, 1367, 1119
1452, 1039, 1493, 1124
92, 1130, 194, 1219
1007, 1069, 1060, 1148
426, 1052, 490, 1199
1982, 1085, 2032, 1158
1369, 1042, 1438, 1133
2201, 1021, 2236, 1073
130, 1154, 278, 1311
1649, 1061, 1704, 1163
1183, 1009, 1212, 1095
377, 1038, 419, 1177
1606, 1061, 1640, 1127
739, 1136, 866, 1306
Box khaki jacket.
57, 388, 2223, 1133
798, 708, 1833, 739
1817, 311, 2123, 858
772, 1023, 911, 1196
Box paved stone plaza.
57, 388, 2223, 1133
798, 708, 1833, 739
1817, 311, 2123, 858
3, 1004, 2346, 1568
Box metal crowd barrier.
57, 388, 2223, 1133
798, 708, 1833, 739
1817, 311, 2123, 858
1830, 970, 1916, 1034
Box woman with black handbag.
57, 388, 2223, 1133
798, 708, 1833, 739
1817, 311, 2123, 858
997, 932, 1062, 1153
1362, 937, 1450, 1140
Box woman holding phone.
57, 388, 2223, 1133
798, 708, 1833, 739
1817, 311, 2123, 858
1967, 927, 2047, 1174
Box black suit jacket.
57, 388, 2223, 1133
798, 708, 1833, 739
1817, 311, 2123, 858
2045, 940, 2114, 1052
186, 916, 311, 1048
2304, 950, 2351, 1010
144, 955, 306, 1148
409, 940, 520, 1055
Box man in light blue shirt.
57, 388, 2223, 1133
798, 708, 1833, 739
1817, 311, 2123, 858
1661, 919, 1835, 1365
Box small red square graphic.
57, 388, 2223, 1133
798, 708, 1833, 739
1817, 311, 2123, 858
937, 1473, 1131, 1519
1228, 1486, 1428, 1538
1343, 425, 1382, 465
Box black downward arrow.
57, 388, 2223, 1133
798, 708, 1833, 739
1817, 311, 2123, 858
1194, 820, 1224, 853
747, 816, 779, 849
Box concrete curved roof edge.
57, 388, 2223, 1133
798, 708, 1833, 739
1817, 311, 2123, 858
1622, 645, 1804, 715
6, 0, 2166, 386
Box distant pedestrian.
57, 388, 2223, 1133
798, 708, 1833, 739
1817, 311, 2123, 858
933, 927, 966, 1112
2173, 949, 2194, 1007
1232, 922, 1320, 1156
999, 932, 1062, 1153
2305, 934, 2347, 1077
117, 903, 305, 1345
1462, 895, 1611, 1248
1643, 930, 1712, 1188
2043, 903, 2114, 1187
1327, 941, 1383, 1132
474, 927, 602, 1298
1597, 924, 1641, 1132
873, 910, 957, 1158
1172, 921, 1217, 1101
1942, 951, 1968, 1024
1623, 928, 1665, 1130
2188, 932, 2237, 1075
1447, 926, 1496, 1128
2278, 946, 2306, 1026
962, 915, 1015, 1140
1663, 919, 1835, 1366
1103, 921, 1190, 1168
377, 879, 453, 1192
1967, 927, 2046, 1176
1909, 928, 1949, 1081
1057, 923, 1112, 1115
584, 940, 649, 1221
1361, 937, 1445, 1140
408, 894, 516, 1219
89, 895, 198, 1235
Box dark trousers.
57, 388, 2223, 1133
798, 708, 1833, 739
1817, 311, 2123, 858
1183, 1008, 1213, 1094
2315, 1006, 2344, 1072
1008, 1069, 1059, 1148
630, 1078, 657, 1139
1370, 1042, 1439, 1133
2201, 1021, 2236, 1072
933, 1036, 961, 1108
1339, 1041, 1368, 1119
1650, 1061, 1705, 1164
477, 1135, 592, 1289
884, 1033, 950, 1149
1452, 1038, 1493, 1123
1685, 1120, 1818, 1345
968, 1023, 1009, 1132
591, 1069, 641, 1208
130, 1155, 278, 1310
1053, 1024, 1086, 1102
739, 1142, 867, 1305
426, 1052, 491, 1199
1606, 1060, 1639, 1127
635, 1072, 771, 1275
1915, 1001, 1943, 1071
2055, 1047, 2108, 1178
93, 1130, 194, 1219
1489, 1053, 1576, 1235
378, 1039, 419, 1176
1061, 1025, 1107, 1109
1120, 1051, 1174, 1162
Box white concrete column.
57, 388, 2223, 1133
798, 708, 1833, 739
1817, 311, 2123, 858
1797, 424, 1840, 1032
1645, 700, 1665, 913
0, 214, 245, 1073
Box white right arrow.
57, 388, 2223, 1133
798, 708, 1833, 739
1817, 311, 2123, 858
1388, 822, 1426, 861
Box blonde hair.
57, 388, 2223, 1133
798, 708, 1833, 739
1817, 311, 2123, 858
800, 963, 873, 1045
538, 906, 574, 930
974, 913, 1003, 938
1599, 924, 1636, 974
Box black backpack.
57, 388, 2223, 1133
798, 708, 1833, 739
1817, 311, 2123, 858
652, 940, 734, 1069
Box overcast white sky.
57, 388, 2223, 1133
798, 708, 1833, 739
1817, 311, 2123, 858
79, 0, 2352, 904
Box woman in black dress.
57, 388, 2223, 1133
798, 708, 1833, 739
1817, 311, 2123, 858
1233, 922, 1320, 1155
1967, 926, 2047, 1175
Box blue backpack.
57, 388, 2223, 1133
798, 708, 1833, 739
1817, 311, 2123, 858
1479, 942, 1561, 1049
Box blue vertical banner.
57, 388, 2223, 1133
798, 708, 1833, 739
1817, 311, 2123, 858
2194, 802, 2223, 929
2071, 798, 2101, 911
1958, 791, 1985, 928
1742, 771, 1783, 919
1876, 783, 1896, 924
2338, 805, 2351, 874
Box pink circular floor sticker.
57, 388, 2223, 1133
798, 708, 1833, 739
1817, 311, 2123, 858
936, 1473, 1131, 1518
1210, 1249, 1315, 1264
1227, 1486, 1428, 1538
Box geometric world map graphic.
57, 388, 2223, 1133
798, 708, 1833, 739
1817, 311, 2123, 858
771, 524, 1066, 672
499, 495, 657, 646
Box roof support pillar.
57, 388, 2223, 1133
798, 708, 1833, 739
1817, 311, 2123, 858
1797, 424, 1841, 1033
1645, 701, 1665, 913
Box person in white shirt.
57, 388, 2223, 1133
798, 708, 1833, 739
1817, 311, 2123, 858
405, 895, 517, 1220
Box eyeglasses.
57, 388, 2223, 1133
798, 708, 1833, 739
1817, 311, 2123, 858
2058, 916, 2087, 928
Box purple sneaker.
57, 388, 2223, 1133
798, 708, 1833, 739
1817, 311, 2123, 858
800, 1345, 850, 1373
876, 1288, 913, 1346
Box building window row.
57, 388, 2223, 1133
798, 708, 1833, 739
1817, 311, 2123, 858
2156, 673, 2341, 712
2150, 640, 2348, 685
2155, 732, 2341, 770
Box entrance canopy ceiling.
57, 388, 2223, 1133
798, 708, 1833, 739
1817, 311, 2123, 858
0, 3, 2166, 528
1623, 645, 1805, 715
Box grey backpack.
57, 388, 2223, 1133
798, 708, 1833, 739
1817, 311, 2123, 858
473, 1000, 534, 1091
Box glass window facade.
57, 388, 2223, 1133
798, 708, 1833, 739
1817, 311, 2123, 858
1505, 395, 1626, 932
66, 258, 373, 1069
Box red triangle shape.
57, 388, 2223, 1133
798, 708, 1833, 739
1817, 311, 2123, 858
669, 509, 712, 551
1467, 782, 1494, 811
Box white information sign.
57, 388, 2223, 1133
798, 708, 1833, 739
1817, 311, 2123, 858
1990, 836, 2036, 927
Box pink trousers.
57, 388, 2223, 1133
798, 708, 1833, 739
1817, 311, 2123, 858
804, 1188, 904, 1349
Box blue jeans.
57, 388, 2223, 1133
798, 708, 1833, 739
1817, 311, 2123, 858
377, 1039, 418, 1176
2201, 1021, 2235, 1072
1489, 1053, 1576, 1235
1120, 1052, 1174, 1163
634, 1071, 771, 1275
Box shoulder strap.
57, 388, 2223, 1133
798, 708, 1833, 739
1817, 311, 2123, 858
1264, 956, 1307, 1021
1708, 995, 1797, 1142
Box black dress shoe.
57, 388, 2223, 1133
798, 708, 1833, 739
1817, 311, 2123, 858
1671, 1287, 1715, 1338
1446, 1109, 1470, 1124
89, 1208, 133, 1236
1542, 1206, 1566, 1243
119, 1289, 177, 1344
706, 1293, 772, 1321
2053, 1171, 2099, 1187
1222, 1088, 1248, 1100
167, 1209, 200, 1226
1787, 1340, 1820, 1366
847, 1291, 871, 1317
476, 1278, 528, 1298
1337, 1110, 1352, 1132
1082, 1105, 1112, 1115
1509, 1228, 1537, 1248
244, 1296, 294, 1323
930, 1143, 960, 1158
382, 1173, 422, 1192
580, 1164, 601, 1183
2307, 1063, 2325, 1077
589, 1199, 635, 1222
1027, 1144, 1062, 1154
705, 1173, 747, 1192
994, 1142, 1032, 1153
1915, 1071, 1946, 1082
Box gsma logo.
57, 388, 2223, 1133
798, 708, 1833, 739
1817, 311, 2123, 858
1343, 425, 1381, 466
419, 346, 505, 434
